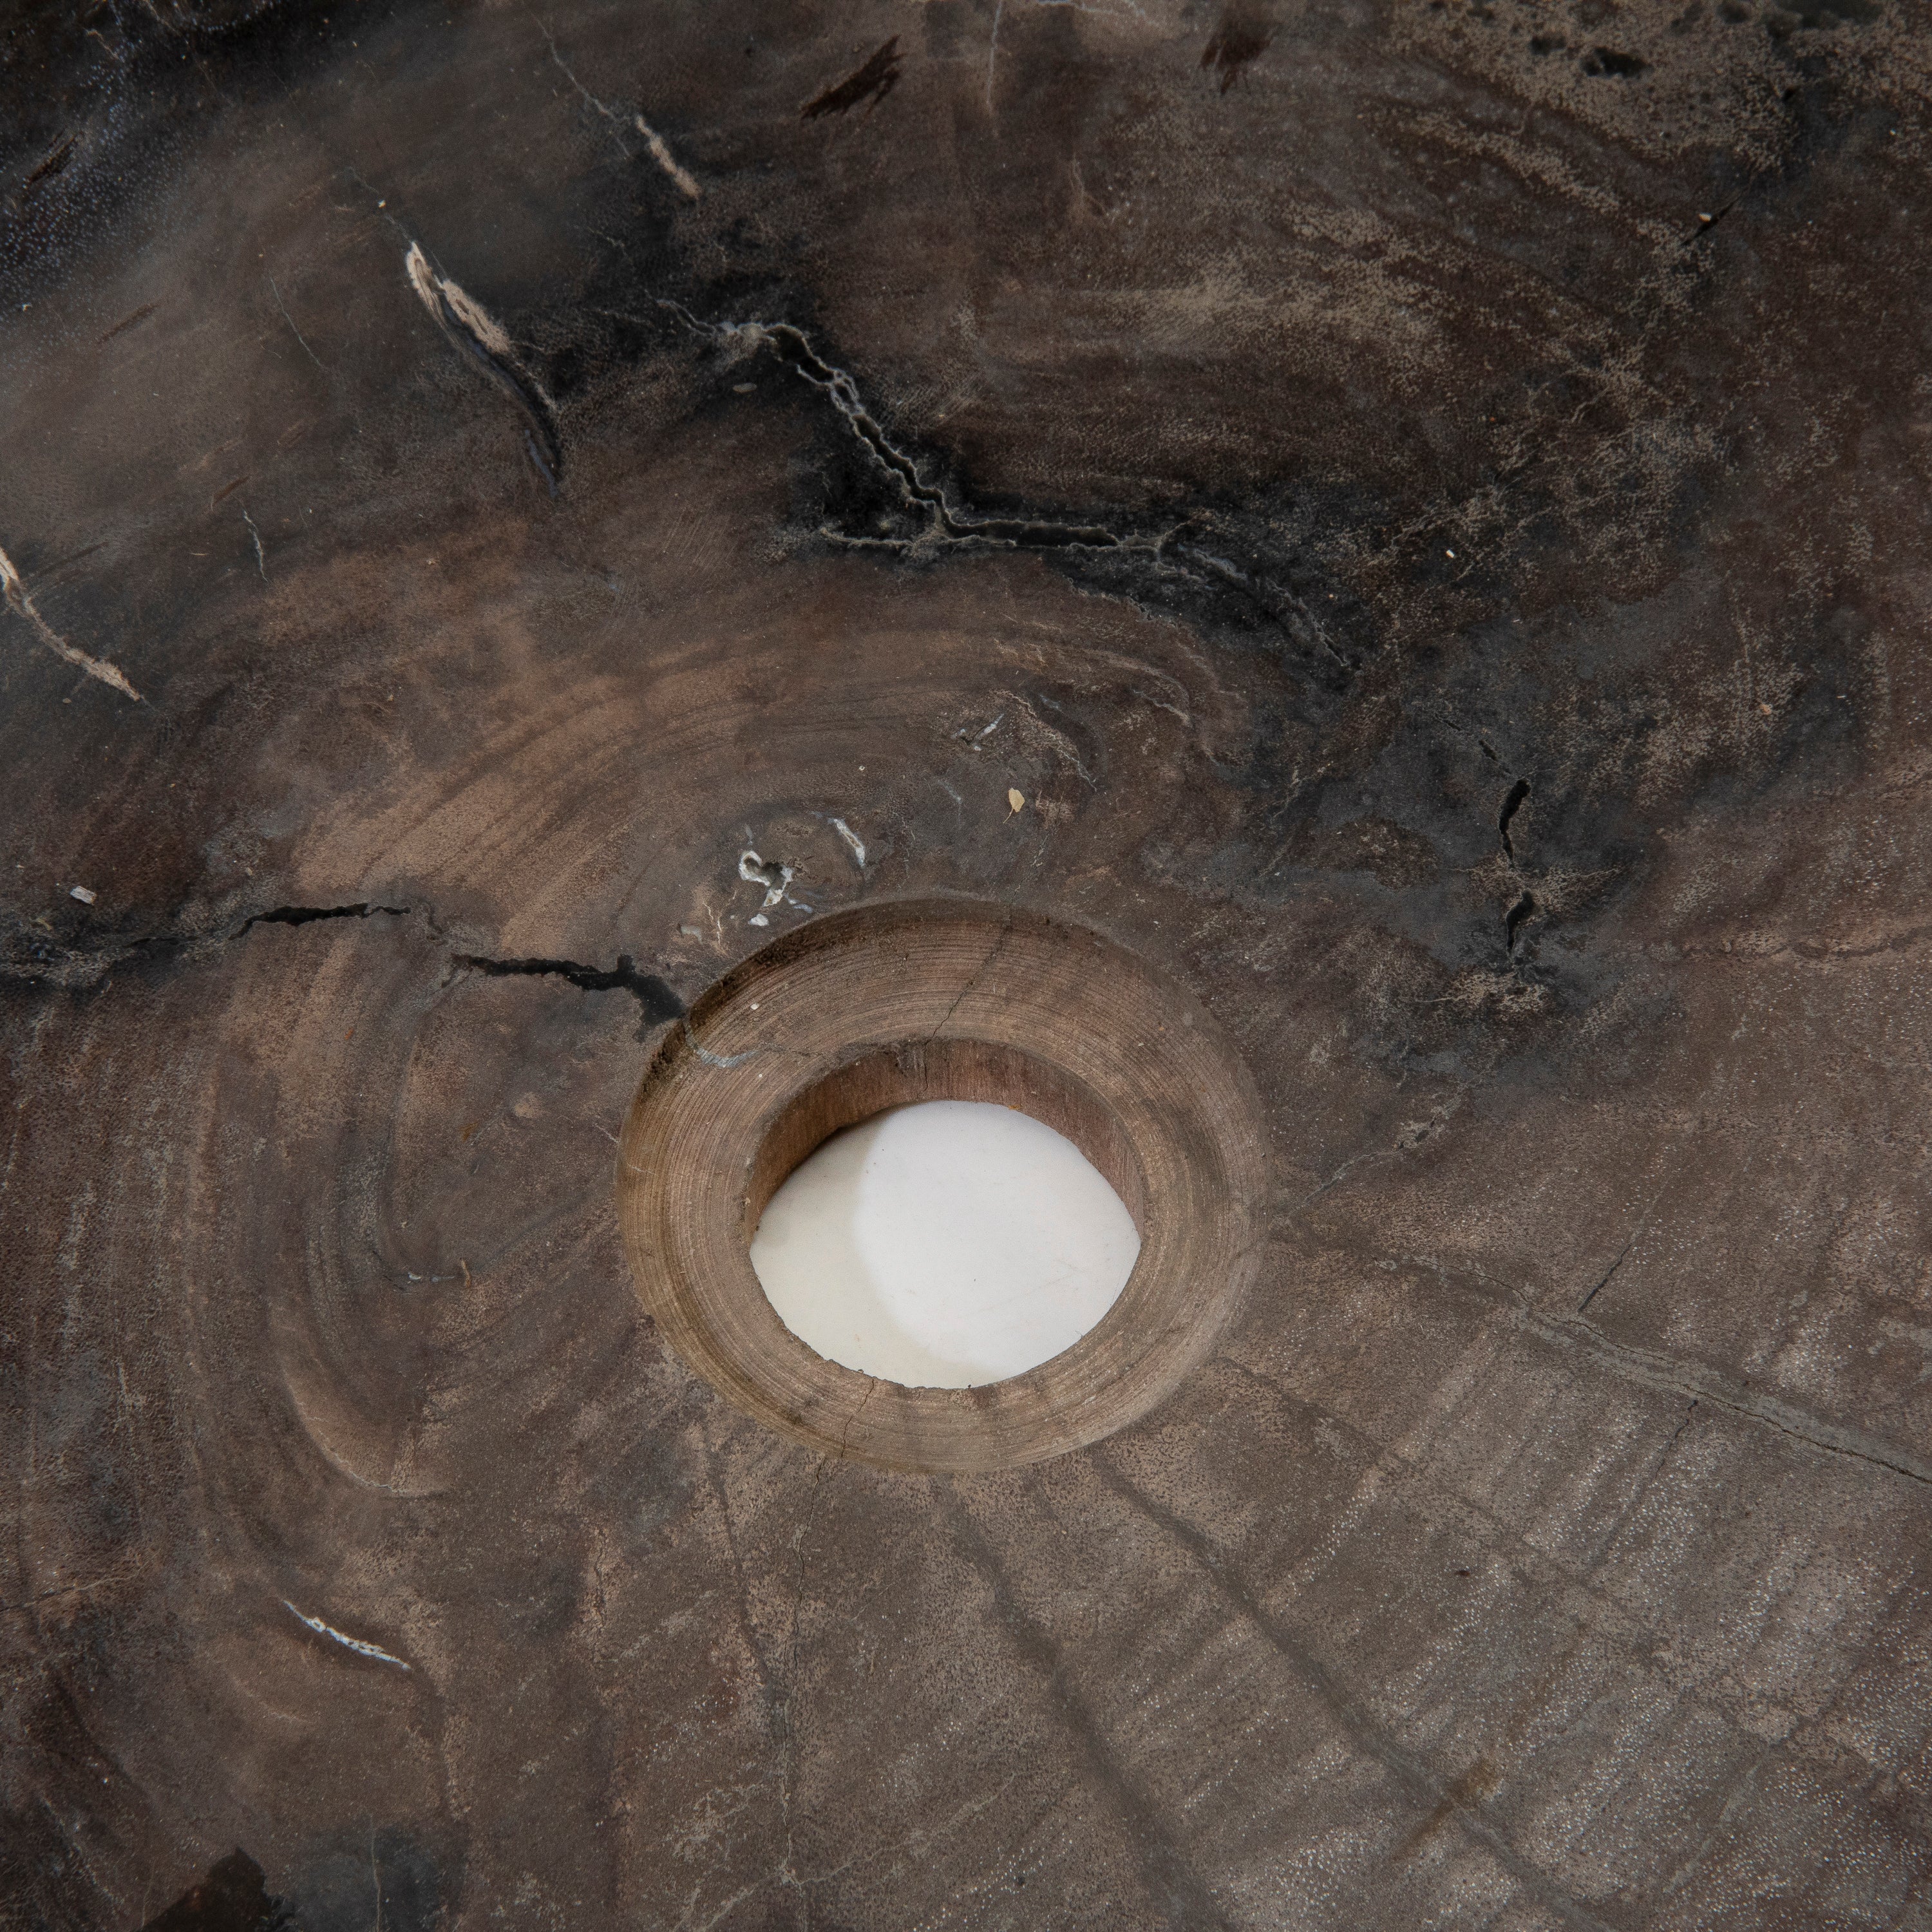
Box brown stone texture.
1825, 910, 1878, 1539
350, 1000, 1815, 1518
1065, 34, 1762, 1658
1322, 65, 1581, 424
1, 0, 1929, 1927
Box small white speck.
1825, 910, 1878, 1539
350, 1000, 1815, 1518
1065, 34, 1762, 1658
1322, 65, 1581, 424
1445, 549, 1456, 558
830, 817, 867, 869
749, 914, 770, 927
69, 886, 95, 905
282, 1600, 409, 1670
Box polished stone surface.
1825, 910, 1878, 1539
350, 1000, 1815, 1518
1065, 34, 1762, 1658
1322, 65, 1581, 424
2, 1, 1929, 1926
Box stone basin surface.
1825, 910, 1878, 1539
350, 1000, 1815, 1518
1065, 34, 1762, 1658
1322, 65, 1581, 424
1, 3, 1929, 1928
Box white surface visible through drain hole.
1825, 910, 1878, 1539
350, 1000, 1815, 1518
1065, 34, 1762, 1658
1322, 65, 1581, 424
750, 1100, 1140, 1388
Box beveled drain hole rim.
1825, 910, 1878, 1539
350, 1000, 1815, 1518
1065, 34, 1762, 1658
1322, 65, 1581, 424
616, 896, 1268, 1472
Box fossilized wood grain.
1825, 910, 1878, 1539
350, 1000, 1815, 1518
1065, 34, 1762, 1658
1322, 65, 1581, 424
3, 2, 1930, 1928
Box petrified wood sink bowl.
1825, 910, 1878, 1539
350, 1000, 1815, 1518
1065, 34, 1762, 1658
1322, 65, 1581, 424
3, 3, 1929, 1928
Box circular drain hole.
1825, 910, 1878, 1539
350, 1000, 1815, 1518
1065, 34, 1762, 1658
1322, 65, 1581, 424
750, 1098, 1142, 1389
618, 899, 1267, 1472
